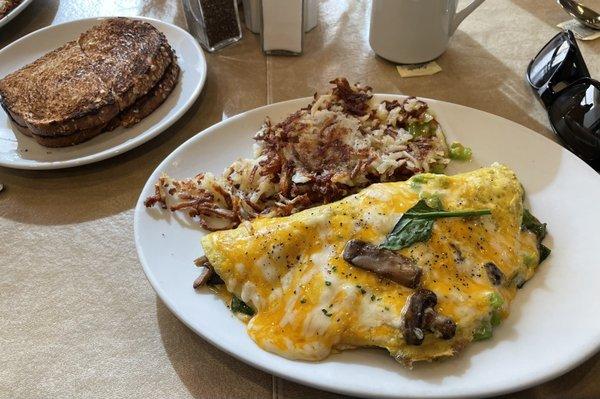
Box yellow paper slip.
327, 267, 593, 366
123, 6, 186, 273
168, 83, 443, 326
396, 61, 442, 78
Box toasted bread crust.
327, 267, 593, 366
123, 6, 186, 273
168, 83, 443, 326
14, 58, 180, 147
79, 18, 173, 111
14, 120, 112, 147
119, 58, 180, 127
0, 41, 120, 135
0, 18, 173, 137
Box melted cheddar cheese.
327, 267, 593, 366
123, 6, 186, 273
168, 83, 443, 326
201, 165, 541, 365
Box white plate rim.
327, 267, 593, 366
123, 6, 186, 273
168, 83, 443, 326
0, 16, 206, 170
134, 95, 600, 399
0, 0, 35, 29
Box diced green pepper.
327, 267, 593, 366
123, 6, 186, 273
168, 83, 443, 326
491, 311, 502, 326
449, 142, 472, 161
473, 321, 493, 341
430, 163, 446, 174
422, 194, 443, 210
425, 196, 442, 209
410, 174, 431, 184
523, 252, 537, 268
488, 292, 504, 327
408, 122, 435, 137
489, 291, 504, 310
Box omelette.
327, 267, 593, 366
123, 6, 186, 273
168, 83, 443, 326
200, 164, 549, 365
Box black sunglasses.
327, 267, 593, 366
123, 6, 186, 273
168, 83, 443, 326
527, 30, 600, 166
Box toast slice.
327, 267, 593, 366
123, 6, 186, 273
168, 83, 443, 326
0, 40, 120, 136
14, 58, 180, 147
78, 17, 173, 112
118, 58, 180, 128
0, 18, 173, 138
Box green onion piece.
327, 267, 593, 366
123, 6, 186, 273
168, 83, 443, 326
405, 208, 491, 219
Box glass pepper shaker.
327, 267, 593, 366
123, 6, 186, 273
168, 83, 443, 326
183, 0, 243, 52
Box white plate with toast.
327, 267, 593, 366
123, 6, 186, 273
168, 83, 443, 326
0, 17, 206, 170
0, 0, 35, 29
135, 95, 600, 398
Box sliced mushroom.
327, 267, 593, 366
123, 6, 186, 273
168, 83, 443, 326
192, 256, 223, 288
401, 288, 456, 345
342, 239, 421, 288
194, 256, 210, 267
193, 267, 213, 289
423, 308, 456, 340
484, 262, 504, 286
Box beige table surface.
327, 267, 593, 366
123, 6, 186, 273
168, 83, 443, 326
1, 0, 600, 398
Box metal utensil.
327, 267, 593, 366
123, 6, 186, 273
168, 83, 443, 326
557, 0, 600, 30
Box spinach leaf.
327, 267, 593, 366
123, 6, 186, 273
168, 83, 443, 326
539, 244, 551, 262
522, 209, 551, 263
380, 200, 491, 250
231, 296, 255, 316
521, 209, 547, 240
380, 216, 434, 251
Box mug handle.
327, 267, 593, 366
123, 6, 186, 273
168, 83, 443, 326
450, 0, 486, 35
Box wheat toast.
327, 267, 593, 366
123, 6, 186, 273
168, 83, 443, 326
0, 18, 173, 138
13, 58, 180, 147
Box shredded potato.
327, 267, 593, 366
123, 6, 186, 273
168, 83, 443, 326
145, 78, 450, 230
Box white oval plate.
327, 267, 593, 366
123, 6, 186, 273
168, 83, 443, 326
0, 0, 34, 29
0, 17, 206, 170
134, 96, 600, 399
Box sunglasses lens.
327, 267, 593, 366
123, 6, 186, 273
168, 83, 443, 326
528, 33, 571, 88
549, 81, 600, 161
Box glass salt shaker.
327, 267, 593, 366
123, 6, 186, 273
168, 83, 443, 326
244, 0, 317, 35
260, 0, 304, 55
183, 0, 243, 52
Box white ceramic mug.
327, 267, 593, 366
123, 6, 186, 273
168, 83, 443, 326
369, 0, 486, 64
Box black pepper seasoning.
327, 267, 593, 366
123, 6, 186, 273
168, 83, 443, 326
183, 0, 242, 52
